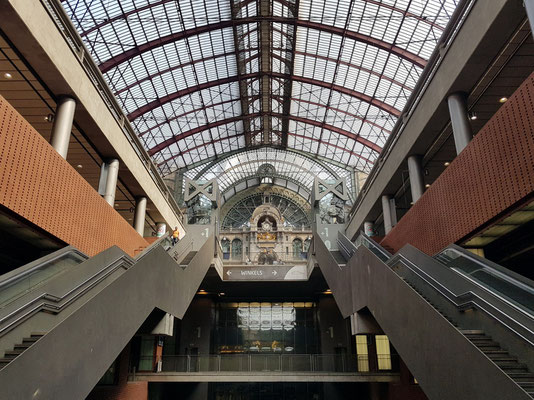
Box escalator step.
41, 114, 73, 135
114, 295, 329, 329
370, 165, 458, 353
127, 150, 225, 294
460, 329, 485, 335
507, 373, 534, 382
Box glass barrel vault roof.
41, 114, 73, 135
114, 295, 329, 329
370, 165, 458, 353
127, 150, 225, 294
61, 0, 459, 189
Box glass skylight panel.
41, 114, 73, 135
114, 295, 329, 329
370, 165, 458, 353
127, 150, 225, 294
63, 0, 459, 176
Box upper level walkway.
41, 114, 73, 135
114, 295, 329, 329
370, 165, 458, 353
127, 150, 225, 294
130, 354, 399, 383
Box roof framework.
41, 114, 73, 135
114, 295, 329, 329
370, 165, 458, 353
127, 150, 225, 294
62, 0, 459, 192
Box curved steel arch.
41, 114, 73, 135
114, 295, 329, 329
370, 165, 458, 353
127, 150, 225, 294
149, 112, 381, 158
98, 17, 426, 73
187, 145, 351, 177
128, 72, 401, 122
196, 157, 334, 187
220, 173, 313, 198
221, 188, 312, 229
119, 46, 411, 103
75, 0, 442, 60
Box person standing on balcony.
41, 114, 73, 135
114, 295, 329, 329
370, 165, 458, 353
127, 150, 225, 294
171, 227, 180, 246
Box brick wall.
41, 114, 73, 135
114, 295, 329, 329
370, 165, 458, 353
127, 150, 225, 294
381, 71, 534, 255
0, 94, 148, 257
86, 345, 148, 400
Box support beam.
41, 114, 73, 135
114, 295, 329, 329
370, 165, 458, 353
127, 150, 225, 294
447, 92, 473, 154
133, 197, 147, 235
50, 96, 76, 159
407, 155, 425, 203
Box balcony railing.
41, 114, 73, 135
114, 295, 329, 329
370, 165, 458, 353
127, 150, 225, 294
135, 354, 398, 374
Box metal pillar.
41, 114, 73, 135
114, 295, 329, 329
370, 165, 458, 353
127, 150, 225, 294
364, 221, 374, 237
133, 197, 147, 236
50, 96, 76, 159
447, 92, 473, 154
407, 155, 425, 203
381, 195, 396, 235
525, 0, 534, 40
156, 222, 167, 237
101, 159, 119, 206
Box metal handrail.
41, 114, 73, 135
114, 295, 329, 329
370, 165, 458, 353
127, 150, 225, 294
0, 232, 181, 338
0, 255, 133, 338
40, 0, 183, 222
348, 0, 475, 222
135, 353, 399, 374
0, 246, 87, 290
389, 252, 534, 347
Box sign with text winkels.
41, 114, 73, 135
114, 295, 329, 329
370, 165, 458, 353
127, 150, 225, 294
222, 265, 307, 281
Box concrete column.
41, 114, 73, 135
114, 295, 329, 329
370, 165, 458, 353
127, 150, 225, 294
156, 222, 167, 237
381, 195, 396, 235
102, 159, 119, 206
447, 92, 473, 154
407, 155, 425, 203
133, 197, 147, 236
50, 96, 76, 159
363, 221, 374, 237
525, 0, 534, 40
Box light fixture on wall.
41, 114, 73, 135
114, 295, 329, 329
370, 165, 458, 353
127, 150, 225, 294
3, 72, 12, 79
499, 97, 508, 103
469, 112, 477, 120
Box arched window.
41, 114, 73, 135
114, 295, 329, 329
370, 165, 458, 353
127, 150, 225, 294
221, 239, 230, 260
232, 239, 243, 260
292, 239, 303, 259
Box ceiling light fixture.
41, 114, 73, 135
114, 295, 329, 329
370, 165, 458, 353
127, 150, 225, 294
469, 112, 477, 120
425, 183, 431, 188
4, 72, 12, 79
76, 164, 83, 169
444, 162, 450, 167
499, 97, 508, 103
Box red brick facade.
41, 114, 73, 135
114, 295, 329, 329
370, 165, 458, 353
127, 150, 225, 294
0, 94, 148, 257
382, 71, 534, 255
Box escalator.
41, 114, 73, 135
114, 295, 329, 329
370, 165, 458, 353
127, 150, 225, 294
0, 232, 216, 400
314, 231, 534, 400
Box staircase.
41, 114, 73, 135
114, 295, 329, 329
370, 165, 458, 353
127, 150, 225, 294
0, 333, 45, 371
403, 277, 534, 398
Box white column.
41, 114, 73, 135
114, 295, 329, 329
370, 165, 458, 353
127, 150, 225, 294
50, 96, 76, 159
381, 195, 396, 235
100, 159, 120, 206
407, 155, 425, 203
133, 197, 147, 236
364, 221, 375, 237
447, 92, 473, 154
156, 222, 167, 237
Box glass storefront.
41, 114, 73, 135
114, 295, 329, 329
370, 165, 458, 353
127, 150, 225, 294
214, 302, 319, 354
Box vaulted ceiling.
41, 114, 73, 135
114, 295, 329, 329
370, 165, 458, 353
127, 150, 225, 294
62, 0, 459, 191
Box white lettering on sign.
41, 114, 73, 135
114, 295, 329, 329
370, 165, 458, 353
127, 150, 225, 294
240, 270, 263, 276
